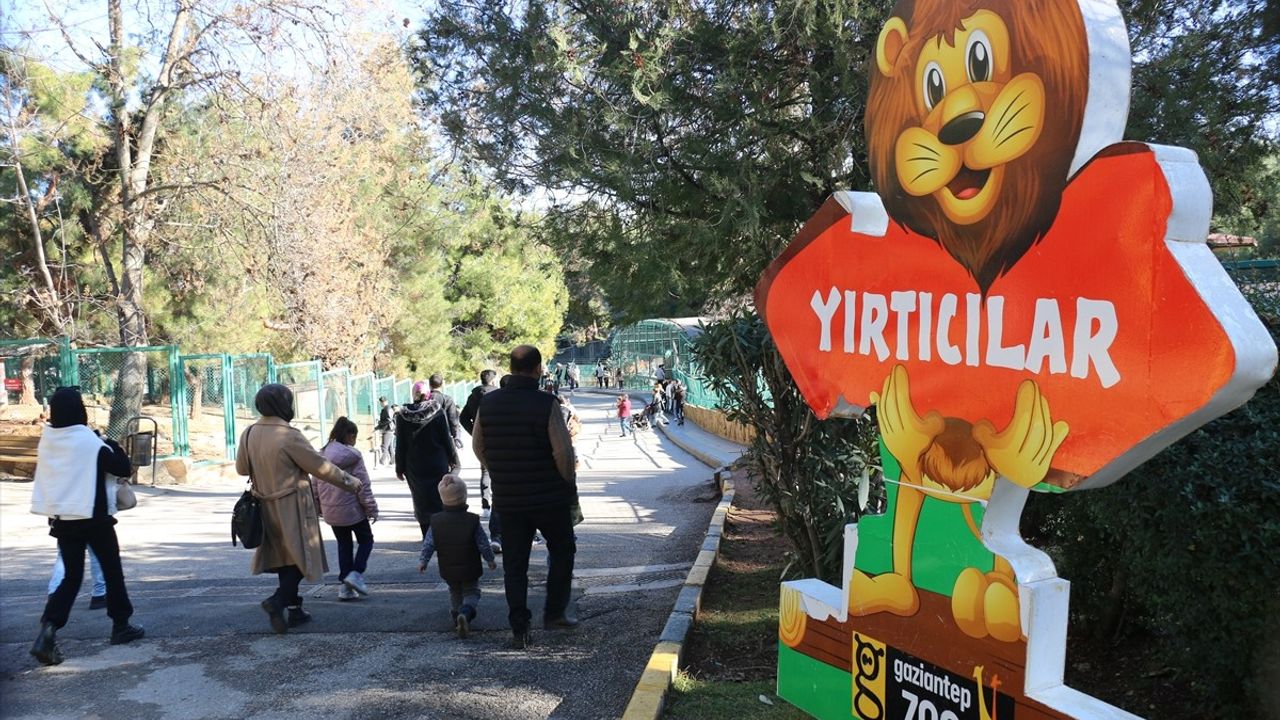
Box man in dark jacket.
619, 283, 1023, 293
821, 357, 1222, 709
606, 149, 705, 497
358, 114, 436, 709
473, 345, 578, 648
460, 369, 501, 551
396, 381, 460, 538
374, 396, 394, 467
427, 374, 463, 448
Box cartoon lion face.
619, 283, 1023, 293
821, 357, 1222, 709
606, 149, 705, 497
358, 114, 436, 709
866, 0, 1089, 292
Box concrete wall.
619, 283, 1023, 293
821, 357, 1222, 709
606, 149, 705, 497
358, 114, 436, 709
684, 404, 755, 445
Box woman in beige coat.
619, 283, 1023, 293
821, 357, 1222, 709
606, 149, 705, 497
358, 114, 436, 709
236, 384, 362, 634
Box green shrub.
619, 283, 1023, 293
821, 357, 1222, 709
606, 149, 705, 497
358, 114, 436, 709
1026, 315, 1280, 717
694, 308, 881, 583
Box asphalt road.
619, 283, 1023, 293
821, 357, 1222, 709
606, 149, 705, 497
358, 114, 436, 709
0, 391, 720, 719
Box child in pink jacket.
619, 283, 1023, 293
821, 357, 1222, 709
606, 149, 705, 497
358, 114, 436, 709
313, 417, 379, 604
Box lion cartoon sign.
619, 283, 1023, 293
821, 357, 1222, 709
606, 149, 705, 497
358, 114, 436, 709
756, 0, 1277, 718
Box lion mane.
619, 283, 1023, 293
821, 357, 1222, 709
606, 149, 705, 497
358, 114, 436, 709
866, 0, 1090, 293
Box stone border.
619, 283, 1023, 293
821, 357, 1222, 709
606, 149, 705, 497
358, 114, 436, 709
621, 463, 736, 719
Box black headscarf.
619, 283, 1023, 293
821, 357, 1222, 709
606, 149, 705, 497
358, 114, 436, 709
255, 383, 295, 423
48, 387, 88, 428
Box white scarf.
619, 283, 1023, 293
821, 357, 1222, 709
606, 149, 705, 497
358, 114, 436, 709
30, 424, 110, 519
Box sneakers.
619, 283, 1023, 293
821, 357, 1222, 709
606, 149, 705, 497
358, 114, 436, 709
110, 622, 146, 645
456, 613, 469, 639
29, 621, 62, 666
343, 571, 369, 596
261, 597, 289, 635
337, 584, 358, 601
88, 595, 107, 610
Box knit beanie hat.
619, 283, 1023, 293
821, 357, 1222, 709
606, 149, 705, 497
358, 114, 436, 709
438, 473, 467, 508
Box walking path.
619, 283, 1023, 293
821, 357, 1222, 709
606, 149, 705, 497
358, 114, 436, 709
0, 392, 728, 720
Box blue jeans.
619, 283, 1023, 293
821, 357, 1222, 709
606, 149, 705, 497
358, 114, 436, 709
49, 546, 106, 597
619, 416, 632, 435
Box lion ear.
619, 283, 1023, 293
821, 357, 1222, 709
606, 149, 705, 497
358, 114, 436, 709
876, 17, 910, 77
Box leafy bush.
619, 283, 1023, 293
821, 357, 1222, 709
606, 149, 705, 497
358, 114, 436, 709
1025, 315, 1280, 717
694, 308, 881, 583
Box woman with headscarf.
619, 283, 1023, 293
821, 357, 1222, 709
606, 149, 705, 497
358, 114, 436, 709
29, 387, 144, 666
395, 380, 460, 538
236, 384, 363, 634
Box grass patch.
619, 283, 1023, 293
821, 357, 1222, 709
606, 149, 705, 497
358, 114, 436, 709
666, 672, 807, 719
665, 478, 803, 717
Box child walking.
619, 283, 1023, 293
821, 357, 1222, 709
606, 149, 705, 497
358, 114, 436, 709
418, 474, 497, 637
314, 417, 379, 603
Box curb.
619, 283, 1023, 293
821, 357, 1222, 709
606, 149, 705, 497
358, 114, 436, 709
655, 421, 738, 471
621, 467, 736, 719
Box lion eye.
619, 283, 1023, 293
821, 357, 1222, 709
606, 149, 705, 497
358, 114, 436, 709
923, 62, 945, 110
966, 31, 992, 83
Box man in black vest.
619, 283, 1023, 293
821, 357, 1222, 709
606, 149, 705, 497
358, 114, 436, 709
473, 345, 578, 648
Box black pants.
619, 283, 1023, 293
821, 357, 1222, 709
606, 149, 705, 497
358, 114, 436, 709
479, 468, 502, 542
499, 506, 575, 631
405, 476, 440, 538
272, 565, 304, 607
42, 520, 132, 629
331, 520, 373, 581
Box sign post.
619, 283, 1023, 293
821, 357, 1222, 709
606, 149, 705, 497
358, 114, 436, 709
756, 0, 1277, 718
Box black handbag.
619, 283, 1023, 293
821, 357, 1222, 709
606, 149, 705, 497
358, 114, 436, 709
231, 428, 264, 549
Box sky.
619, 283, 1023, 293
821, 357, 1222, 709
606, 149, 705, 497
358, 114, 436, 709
1, 0, 432, 75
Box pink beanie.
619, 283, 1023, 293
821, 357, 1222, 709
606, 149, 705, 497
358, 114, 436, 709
412, 380, 429, 399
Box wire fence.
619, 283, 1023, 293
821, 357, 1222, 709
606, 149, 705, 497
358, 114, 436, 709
1224, 259, 1280, 318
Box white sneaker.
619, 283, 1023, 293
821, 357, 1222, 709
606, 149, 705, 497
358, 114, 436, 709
337, 585, 357, 601
343, 571, 369, 596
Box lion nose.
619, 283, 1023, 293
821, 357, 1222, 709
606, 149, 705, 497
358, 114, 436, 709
938, 111, 985, 145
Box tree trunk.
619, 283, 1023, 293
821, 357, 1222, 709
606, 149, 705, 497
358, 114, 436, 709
19, 356, 38, 406
106, 236, 149, 439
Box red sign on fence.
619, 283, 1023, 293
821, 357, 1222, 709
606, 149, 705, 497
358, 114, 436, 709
3, 378, 21, 392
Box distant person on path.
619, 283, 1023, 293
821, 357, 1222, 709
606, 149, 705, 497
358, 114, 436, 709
616, 395, 632, 436
595, 362, 605, 388
29, 387, 145, 666
374, 397, 394, 467
614, 367, 624, 389
672, 381, 687, 426
567, 362, 580, 390
48, 546, 106, 610
428, 375, 463, 448
473, 345, 579, 648
418, 474, 497, 638
655, 363, 667, 382
314, 417, 379, 602
237, 384, 363, 634
397, 381, 461, 538
460, 369, 502, 553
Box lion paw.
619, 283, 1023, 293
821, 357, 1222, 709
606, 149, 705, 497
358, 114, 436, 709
852, 570, 920, 616
951, 568, 1023, 642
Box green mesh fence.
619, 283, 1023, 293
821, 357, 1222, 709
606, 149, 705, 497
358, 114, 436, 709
348, 372, 376, 443
229, 353, 273, 453
71, 346, 183, 456
1225, 259, 1280, 318
277, 360, 324, 446
0, 338, 71, 407
178, 354, 234, 461
394, 379, 412, 404
374, 376, 395, 407
322, 368, 351, 438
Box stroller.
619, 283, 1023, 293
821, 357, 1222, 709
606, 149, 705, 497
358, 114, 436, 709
630, 407, 652, 431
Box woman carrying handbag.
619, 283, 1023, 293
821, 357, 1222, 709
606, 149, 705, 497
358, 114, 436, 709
29, 387, 145, 666
236, 384, 363, 634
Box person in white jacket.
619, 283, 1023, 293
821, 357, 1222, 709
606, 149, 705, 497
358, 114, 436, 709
29, 387, 144, 666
